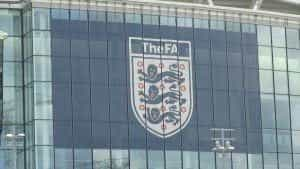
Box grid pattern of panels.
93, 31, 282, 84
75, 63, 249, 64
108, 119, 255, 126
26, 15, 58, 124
23, 6, 300, 169
0, 9, 24, 169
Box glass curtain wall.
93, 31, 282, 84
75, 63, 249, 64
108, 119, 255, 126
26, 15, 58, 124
18, 5, 300, 169
0, 9, 24, 169
23, 7, 53, 169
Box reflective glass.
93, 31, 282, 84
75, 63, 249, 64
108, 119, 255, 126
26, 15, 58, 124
294, 154, 300, 169
111, 149, 129, 169
273, 48, 287, 70
33, 56, 51, 81
199, 152, 215, 169
248, 154, 263, 169
74, 149, 92, 169
274, 71, 288, 94
277, 130, 291, 153
293, 131, 300, 153
143, 15, 159, 25
3, 37, 21, 61
272, 27, 286, 47
258, 46, 272, 69
275, 95, 290, 129
33, 31, 51, 55
263, 129, 277, 152
148, 150, 164, 169
263, 153, 278, 169
194, 19, 209, 29
278, 153, 292, 169
183, 151, 198, 169
2, 87, 23, 124
290, 96, 300, 130
0, 10, 21, 36
3, 62, 23, 87
93, 149, 110, 169
286, 28, 300, 49
260, 94, 275, 128
232, 153, 247, 169
32, 8, 50, 30
259, 70, 273, 93
257, 25, 271, 46
34, 120, 53, 145
289, 72, 300, 95
210, 20, 224, 30
54, 148, 73, 169
130, 149, 146, 169
216, 153, 231, 169
34, 83, 53, 119
0, 149, 24, 169
166, 150, 181, 169
35, 146, 54, 169
287, 49, 300, 72
125, 13, 141, 24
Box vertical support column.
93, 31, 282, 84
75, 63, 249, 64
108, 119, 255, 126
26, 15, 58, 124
0, 31, 8, 145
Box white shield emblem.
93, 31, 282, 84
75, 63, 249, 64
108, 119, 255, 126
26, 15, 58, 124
129, 37, 193, 138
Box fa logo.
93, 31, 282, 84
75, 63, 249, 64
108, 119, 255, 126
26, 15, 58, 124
129, 37, 193, 138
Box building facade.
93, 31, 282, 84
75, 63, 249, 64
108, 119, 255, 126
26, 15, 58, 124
0, 0, 300, 169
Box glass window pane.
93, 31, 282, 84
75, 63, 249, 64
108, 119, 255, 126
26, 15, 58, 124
273, 48, 287, 70
194, 19, 209, 29
34, 120, 53, 145
35, 146, 54, 169
286, 28, 299, 49
166, 150, 181, 169
143, 15, 159, 25
199, 152, 215, 169
287, 49, 300, 72
257, 25, 271, 46
93, 149, 110, 169
32, 8, 50, 30
248, 154, 263, 169
294, 154, 300, 169
272, 27, 286, 47
130, 149, 146, 169
275, 95, 290, 129
183, 151, 198, 169
263, 129, 277, 152
259, 70, 273, 93
34, 83, 53, 119
277, 130, 291, 153
111, 149, 129, 169
3, 62, 23, 87
107, 12, 123, 23
74, 149, 92, 169
290, 96, 300, 130
33, 56, 51, 81
0, 10, 21, 36
278, 153, 292, 169
55, 148, 73, 169
274, 71, 288, 94
263, 153, 278, 169
3, 37, 22, 61
210, 20, 224, 30
258, 46, 272, 69
289, 72, 300, 95
232, 153, 247, 169
148, 150, 164, 169
293, 131, 300, 153
3, 87, 23, 124
125, 13, 141, 24
216, 153, 231, 169
33, 31, 50, 55
260, 94, 275, 128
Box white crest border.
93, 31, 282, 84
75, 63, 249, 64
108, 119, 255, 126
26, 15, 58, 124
129, 36, 194, 138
